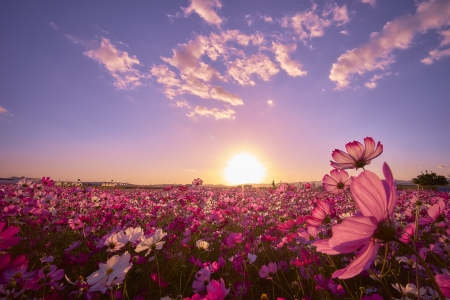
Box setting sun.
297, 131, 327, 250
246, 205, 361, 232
224, 153, 266, 185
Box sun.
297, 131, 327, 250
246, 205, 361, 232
224, 153, 266, 185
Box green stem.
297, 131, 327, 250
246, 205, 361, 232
395, 238, 446, 300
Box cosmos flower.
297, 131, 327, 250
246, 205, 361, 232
259, 262, 277, 279
314, 163, 397, 279
322, 169, 352, 194
86, 251, 132, 293
419, 198, 446, 226
435, 273, 450, 297
0, 222, 20, 250
196, 239, 210, 250
330, 137, 383, 170
306, 200, 330, 227
135, 229, 167, 256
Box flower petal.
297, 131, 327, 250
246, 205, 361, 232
332, 240, 379, 279
351, 171, 387, 221
328, 216, 377, 253
345, 141, 364, 161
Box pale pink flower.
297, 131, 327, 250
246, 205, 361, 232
192, 267, 211, 293
314, 163, 397, 279
419, 198, 446, 226
259, 262, 277, 279
192, 178, 203, 186
322, 169, 352, 194
330, 137, 383, 170
399, 223, 416, 244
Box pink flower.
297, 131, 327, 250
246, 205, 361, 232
436, 273, 450, 297
225, 232, 243, 247
419, 198, 446, 226
259, 262, 277, 279
0, 222, 20, 250
330, 137, 383, 170
314, 163, 397, 279
306, 200, 330, 227
322, 169, 352, 194
399, 223, 416, 244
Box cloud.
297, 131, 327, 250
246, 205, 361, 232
324, 4, 350, 25
183, 169, 197, 172
329, 0, 450, 89
272, 42, 307, 77
0, 106, 8, 114
421, 29, 450, 64
49, 22, 58, 30
84, 38, 146, 90
361, 0, 376, 7
438, 165, 449, 169
227, 53, 279, 85
64, 34, 85, 45
421, 48, 450, 64
173, 100, 191, 108
267, 99, 274, 106
364, 72, 391, 89
282, 3, 349, 41
263, 16, 273, 23
182, 0, 222, 26
187, 106, 236, 120
340, 30, 349, 35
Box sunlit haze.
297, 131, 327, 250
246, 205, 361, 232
224, 153, 266, 185
0, 0, 449, 185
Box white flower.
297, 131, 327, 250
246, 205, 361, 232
392, 283, 426, 299
135, 229, 167, 256
86, 252, 132, 293
247, 253, 257, 263
196, 239, 209, 250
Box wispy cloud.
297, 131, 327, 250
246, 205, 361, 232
173, 100, 191, 108
281, 3, 349, 41
267, 99, 274, 107
361, 0, 376, 7
438, 165, 449, 169
187, 106, 236, 120
329, 0, 450, 89
0, 106, 8, 114
182, 0, 223, 26
364, 72, 391, 89
272, 42, 307, 77
227, 53, 279, 86
421, 29, 450, 65
339, 30, 349, 35
49, 22, 58, 30
84, 38, 147, 90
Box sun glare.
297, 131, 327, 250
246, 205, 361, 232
224, 153, 266, 185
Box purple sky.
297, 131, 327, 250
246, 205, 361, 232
1, 0, 449, 185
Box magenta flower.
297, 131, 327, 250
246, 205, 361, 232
322, 169, 352, 194
225, 232, 243, 247
41, 176, 54, 187
330, 137, 383, 170
306, 200, 330, 227
205, 278, 230, 300
314, 163, 397, 279
0, 222, 20, 250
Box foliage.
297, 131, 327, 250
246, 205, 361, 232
412, 170, 449, 186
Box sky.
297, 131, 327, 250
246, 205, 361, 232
1, 0, 450, 185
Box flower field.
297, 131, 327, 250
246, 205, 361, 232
1, 138, 449, 300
